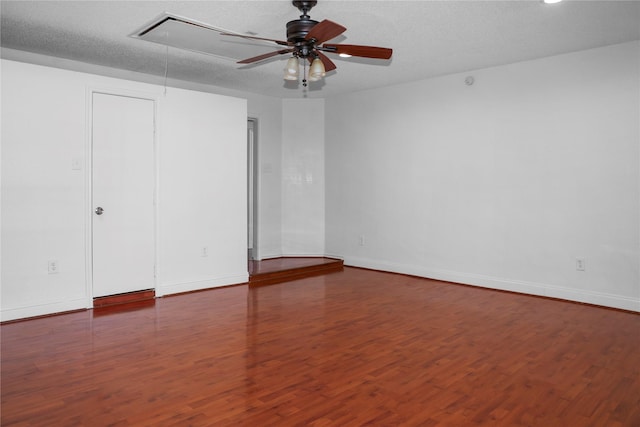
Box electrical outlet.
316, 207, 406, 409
48, 260, 59, 274
71, 157, 82, 170
576, 258, 585, 271
202, 246, 208, 257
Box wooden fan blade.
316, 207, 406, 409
221, 32, 290, 47
238, 49, 293, 64
305, 20, 346, 44
315, 51, 337, 72
321, 44, 393, 60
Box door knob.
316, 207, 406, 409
95, 207, 104, 215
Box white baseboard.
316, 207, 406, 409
1, 297, 92, 322
344, 256, 640, 312
280, 253, 336, 258
256, 253, 341, 261
156, 273, 248, 297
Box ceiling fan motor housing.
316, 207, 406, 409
286, 18, 319, 44
288, 0, 320, 53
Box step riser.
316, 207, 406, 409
249, 261, 343, 287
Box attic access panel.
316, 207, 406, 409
130, 12, 275, 62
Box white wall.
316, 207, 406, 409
2, 61, 88, 318
325, 41, 640, 311
157, 87, 247, 296
281, 98, 325, 256
4, 39, 637, 318
1, 48, 286, 262
1, 60, 248, 321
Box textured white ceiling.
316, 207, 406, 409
1, 1, 639, 98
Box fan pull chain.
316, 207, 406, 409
302, 59, 308, 87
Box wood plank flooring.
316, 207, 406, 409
2, 267, 639, 426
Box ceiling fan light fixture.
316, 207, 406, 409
285, 56, 299, 73
284, 56, 300, 80
309, 57, 326, 80
284, 69, 299, 81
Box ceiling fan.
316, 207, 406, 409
222, 0, 393, 86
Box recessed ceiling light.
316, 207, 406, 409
339, 53, 353, 58
543, 0, 563, 4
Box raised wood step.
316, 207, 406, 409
249, 257, 344, 287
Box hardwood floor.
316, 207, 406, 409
2, 267, 639, 426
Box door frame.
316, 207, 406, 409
85, 87, 159, 301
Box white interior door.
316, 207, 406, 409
92, 92, 155, 297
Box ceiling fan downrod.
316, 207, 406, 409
292, 0, 317, 19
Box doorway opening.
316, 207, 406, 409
248, 118, 259, 261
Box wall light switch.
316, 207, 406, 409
48, 259, 59, 274
71, 158, 82, 170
